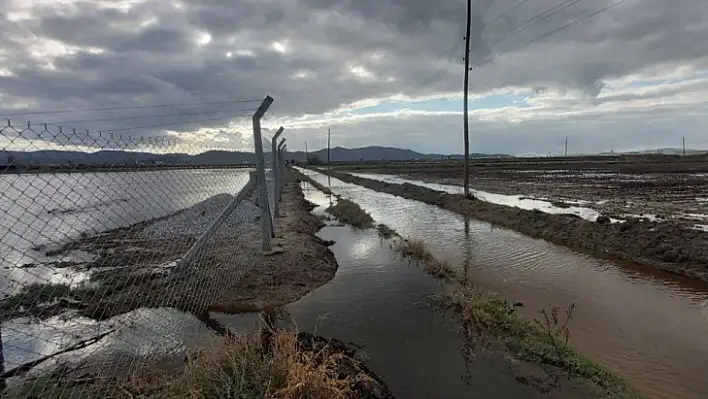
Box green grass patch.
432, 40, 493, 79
446, 285, 640, 398
392, 236, 640, 397
393, 238, 454, 278
325, 199, 375, 229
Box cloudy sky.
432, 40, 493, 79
1, 0, 707, 155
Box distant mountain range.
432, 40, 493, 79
288, 146, 509, 163
0, 146, 510, 166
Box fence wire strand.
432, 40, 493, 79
0, 116, 282, 396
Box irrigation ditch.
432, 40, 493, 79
292, 168, 639, 398
308, 167, 708, 282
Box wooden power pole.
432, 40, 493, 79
305, 141, 309, 163
565, 136, 568, 157
463, 0, 472, 199
327, 129, 331, 170
683, 137, 686, 156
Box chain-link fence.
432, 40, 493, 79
0, 97, 288, 396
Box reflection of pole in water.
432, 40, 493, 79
462, 216, 471, 282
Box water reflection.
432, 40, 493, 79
296, 167, 708, 399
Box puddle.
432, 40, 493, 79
0, 169, 251, 270
218, 186, 551, 398
346, 172, 607, 222
2, 308, 214, 385
297, 167, 708, 399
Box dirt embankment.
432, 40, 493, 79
316, 168, 708, 282
208, 170, 338, 314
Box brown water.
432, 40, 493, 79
218, 186, 555, 398
296, 167, 708, 399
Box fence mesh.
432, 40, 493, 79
0, 119, 278, 395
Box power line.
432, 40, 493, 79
518, 0, 632, 48
42, 107, 258, 127
0, 98, 263, 117
473, 0, 632, 69
483, 0, 532, 29
487, 0, 585, 48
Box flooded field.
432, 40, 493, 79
296, 166, 708, 399
0, 168, 251, 296
332, 156, 708, 232
218, 184, 573, 398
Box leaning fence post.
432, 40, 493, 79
271, 127, 284, 217
252, 96, 281, 254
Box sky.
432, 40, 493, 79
1, 0, 707, 156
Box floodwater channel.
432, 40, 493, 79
295, 167, 708, 399
220, 184, 553, 398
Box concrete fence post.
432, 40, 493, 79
271, 127, 284, 217
278, 139, 286, 193
251, 96, 281, 255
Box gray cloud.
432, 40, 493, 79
1, 0, 707, 153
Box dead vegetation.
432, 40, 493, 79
7, 329, 393, 399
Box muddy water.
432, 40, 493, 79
225, 184, 552, 398
296, 167, 708, 399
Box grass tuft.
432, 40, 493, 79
394, 238, 453, 278
326, 199, 375, 229
392, 236, 639, 397
376, 224, 398, 239
8, 330, 381, 399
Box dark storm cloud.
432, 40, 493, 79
1, 0, 707, 152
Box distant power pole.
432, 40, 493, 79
462, 0, 472, 199
305, 141, 309, 163
327, 129, 331, 169
683, 137, 686, 157
565, 136, 568, 158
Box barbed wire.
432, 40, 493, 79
40, 107, 258, 127
0, 98, 264, 118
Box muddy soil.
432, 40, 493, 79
208, 172, 338, 313
335, 156, 708, 231
1, 171, 338, 321
314, 167, 708, 283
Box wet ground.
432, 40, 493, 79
296, 166, 708, 399
218, 184, 598, 398
332, 156, 708, 232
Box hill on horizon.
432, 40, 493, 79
0, 146, 510, 166
288, 146, 510, 163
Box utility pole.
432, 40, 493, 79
305, 141, 309, 163
683, 137, 686, 157
565, 136, 568, 158
327, 129, 331, 170
462, 0, 472, 199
